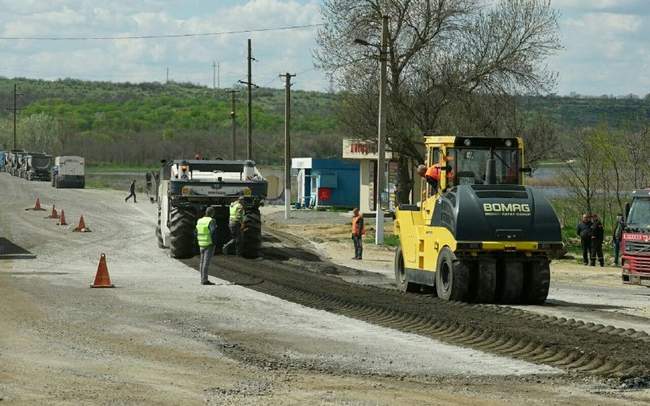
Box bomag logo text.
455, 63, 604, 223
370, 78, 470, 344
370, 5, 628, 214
483, 203, 531, 216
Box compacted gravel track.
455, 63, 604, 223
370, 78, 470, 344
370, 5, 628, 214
184, 235, 650, 379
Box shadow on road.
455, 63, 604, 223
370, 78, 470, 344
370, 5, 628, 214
545, 298, 629, 311
0, 238, 36, 260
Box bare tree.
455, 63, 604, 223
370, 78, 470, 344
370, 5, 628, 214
315, 0, 561, 202
562, 129, 599, 215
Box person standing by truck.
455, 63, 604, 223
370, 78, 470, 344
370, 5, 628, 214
125, 179, 137, 203
196, 207, 217, 285
590, 214, 605, 267
612, 213, 624, 266
577, 214, 593, 265
351, 208, 365, 260
224, 196, 244, 255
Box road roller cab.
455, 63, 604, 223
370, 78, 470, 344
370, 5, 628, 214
394, 135, 562, 304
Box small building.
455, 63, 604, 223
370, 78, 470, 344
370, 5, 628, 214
291, 158, 360, 208
342, 139, 422, 214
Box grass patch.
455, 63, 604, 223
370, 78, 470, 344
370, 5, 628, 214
365, 233, 400, 247
87, 164, 158, 173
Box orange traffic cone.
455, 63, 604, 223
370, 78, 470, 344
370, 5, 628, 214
57, 210, 68, 226
72, 215, 91, 232
26, 197, 46, 211
46, 205, 59, 219
91, 253, 114, 288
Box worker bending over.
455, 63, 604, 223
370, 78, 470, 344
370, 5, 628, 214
224, 196, 245, 255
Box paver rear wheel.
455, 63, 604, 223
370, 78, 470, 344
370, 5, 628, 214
169, 207, 197, 259
240, 207, 262, 259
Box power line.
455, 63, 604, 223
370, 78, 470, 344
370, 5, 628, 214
0, 23, 324, 41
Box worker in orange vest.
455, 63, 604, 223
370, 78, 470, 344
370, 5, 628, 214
351, 208, 366, 260
417, 162, 454, 194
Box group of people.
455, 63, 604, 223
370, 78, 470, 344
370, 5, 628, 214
577, 213, 625, 267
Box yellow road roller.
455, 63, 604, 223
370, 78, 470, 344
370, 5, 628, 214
394, 135, 563, 304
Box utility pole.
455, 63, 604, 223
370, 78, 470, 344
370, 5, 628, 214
375, 15, 389, 245
246, 39, 253, 160
217, 62, 221, 89
166, 67, 169, 84
226, 90, 239, 160
212, 61, 216, 89
280, 72, 296, 220
7, 83, 23, 150
237, 39, 257, 160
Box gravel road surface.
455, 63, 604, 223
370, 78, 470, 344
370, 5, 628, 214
1, 173, 648, 405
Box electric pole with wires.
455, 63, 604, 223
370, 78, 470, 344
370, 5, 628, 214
238, 39, 257, 161
6, 83, 23, 150
226, 89, 239, 160
280, 72, 296, 220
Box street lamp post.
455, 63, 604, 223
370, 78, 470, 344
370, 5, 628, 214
355, 15, 389, 245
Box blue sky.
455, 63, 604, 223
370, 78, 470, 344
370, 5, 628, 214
0, 0, 648, 96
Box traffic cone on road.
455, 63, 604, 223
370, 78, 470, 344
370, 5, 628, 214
26, 197, 46, 211
57, 210, 68, 226
46, 205, 59, 219
91, 253, 114, 288
72, 215, 91, 232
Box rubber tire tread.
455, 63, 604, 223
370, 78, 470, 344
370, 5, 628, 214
240, 207, 262, 259
523, 260, 550, 305
498, 260, 524, 304
394, 247, 420, 293
156, 207, 165, 249
169, 206, 198, 259
435, 248, 470, 302
474, 259, 497, 303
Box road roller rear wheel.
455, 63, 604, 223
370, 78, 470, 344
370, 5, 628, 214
497, 260, 524, 304
472, 259, 497, 303
524, 260, 551, 304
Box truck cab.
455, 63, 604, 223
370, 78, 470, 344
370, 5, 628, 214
622, 189, 650, 287
24, 153, 52, 181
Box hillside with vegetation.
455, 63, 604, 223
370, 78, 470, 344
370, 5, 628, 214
0, 77, 649, 165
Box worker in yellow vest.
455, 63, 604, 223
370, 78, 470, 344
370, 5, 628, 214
196, 207, 218, 285
224, 196, 245, 255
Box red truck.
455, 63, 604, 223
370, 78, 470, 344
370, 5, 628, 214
622, 189, 650, 287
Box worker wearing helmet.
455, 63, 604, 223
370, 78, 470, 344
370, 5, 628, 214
224, 196, 245, 255
196, 206, 218, 285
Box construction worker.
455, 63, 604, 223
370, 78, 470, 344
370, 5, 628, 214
351, 208, 365, 260
224, 196, 245, 255
590, 214, 605, 267
417, 162, 454, 194
125, 180, 137, 203
196, 207, 217, 285
613, 213, 624, 266
577, 214, 592, 265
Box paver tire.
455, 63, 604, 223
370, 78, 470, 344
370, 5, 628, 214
240, 207, 262, 259
169, 207, 198, 259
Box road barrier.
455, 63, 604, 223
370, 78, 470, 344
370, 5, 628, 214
73, 215, 91, 232
57, 210, 68, 226
46, 205, 59, 219
25, 197, 46, 211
